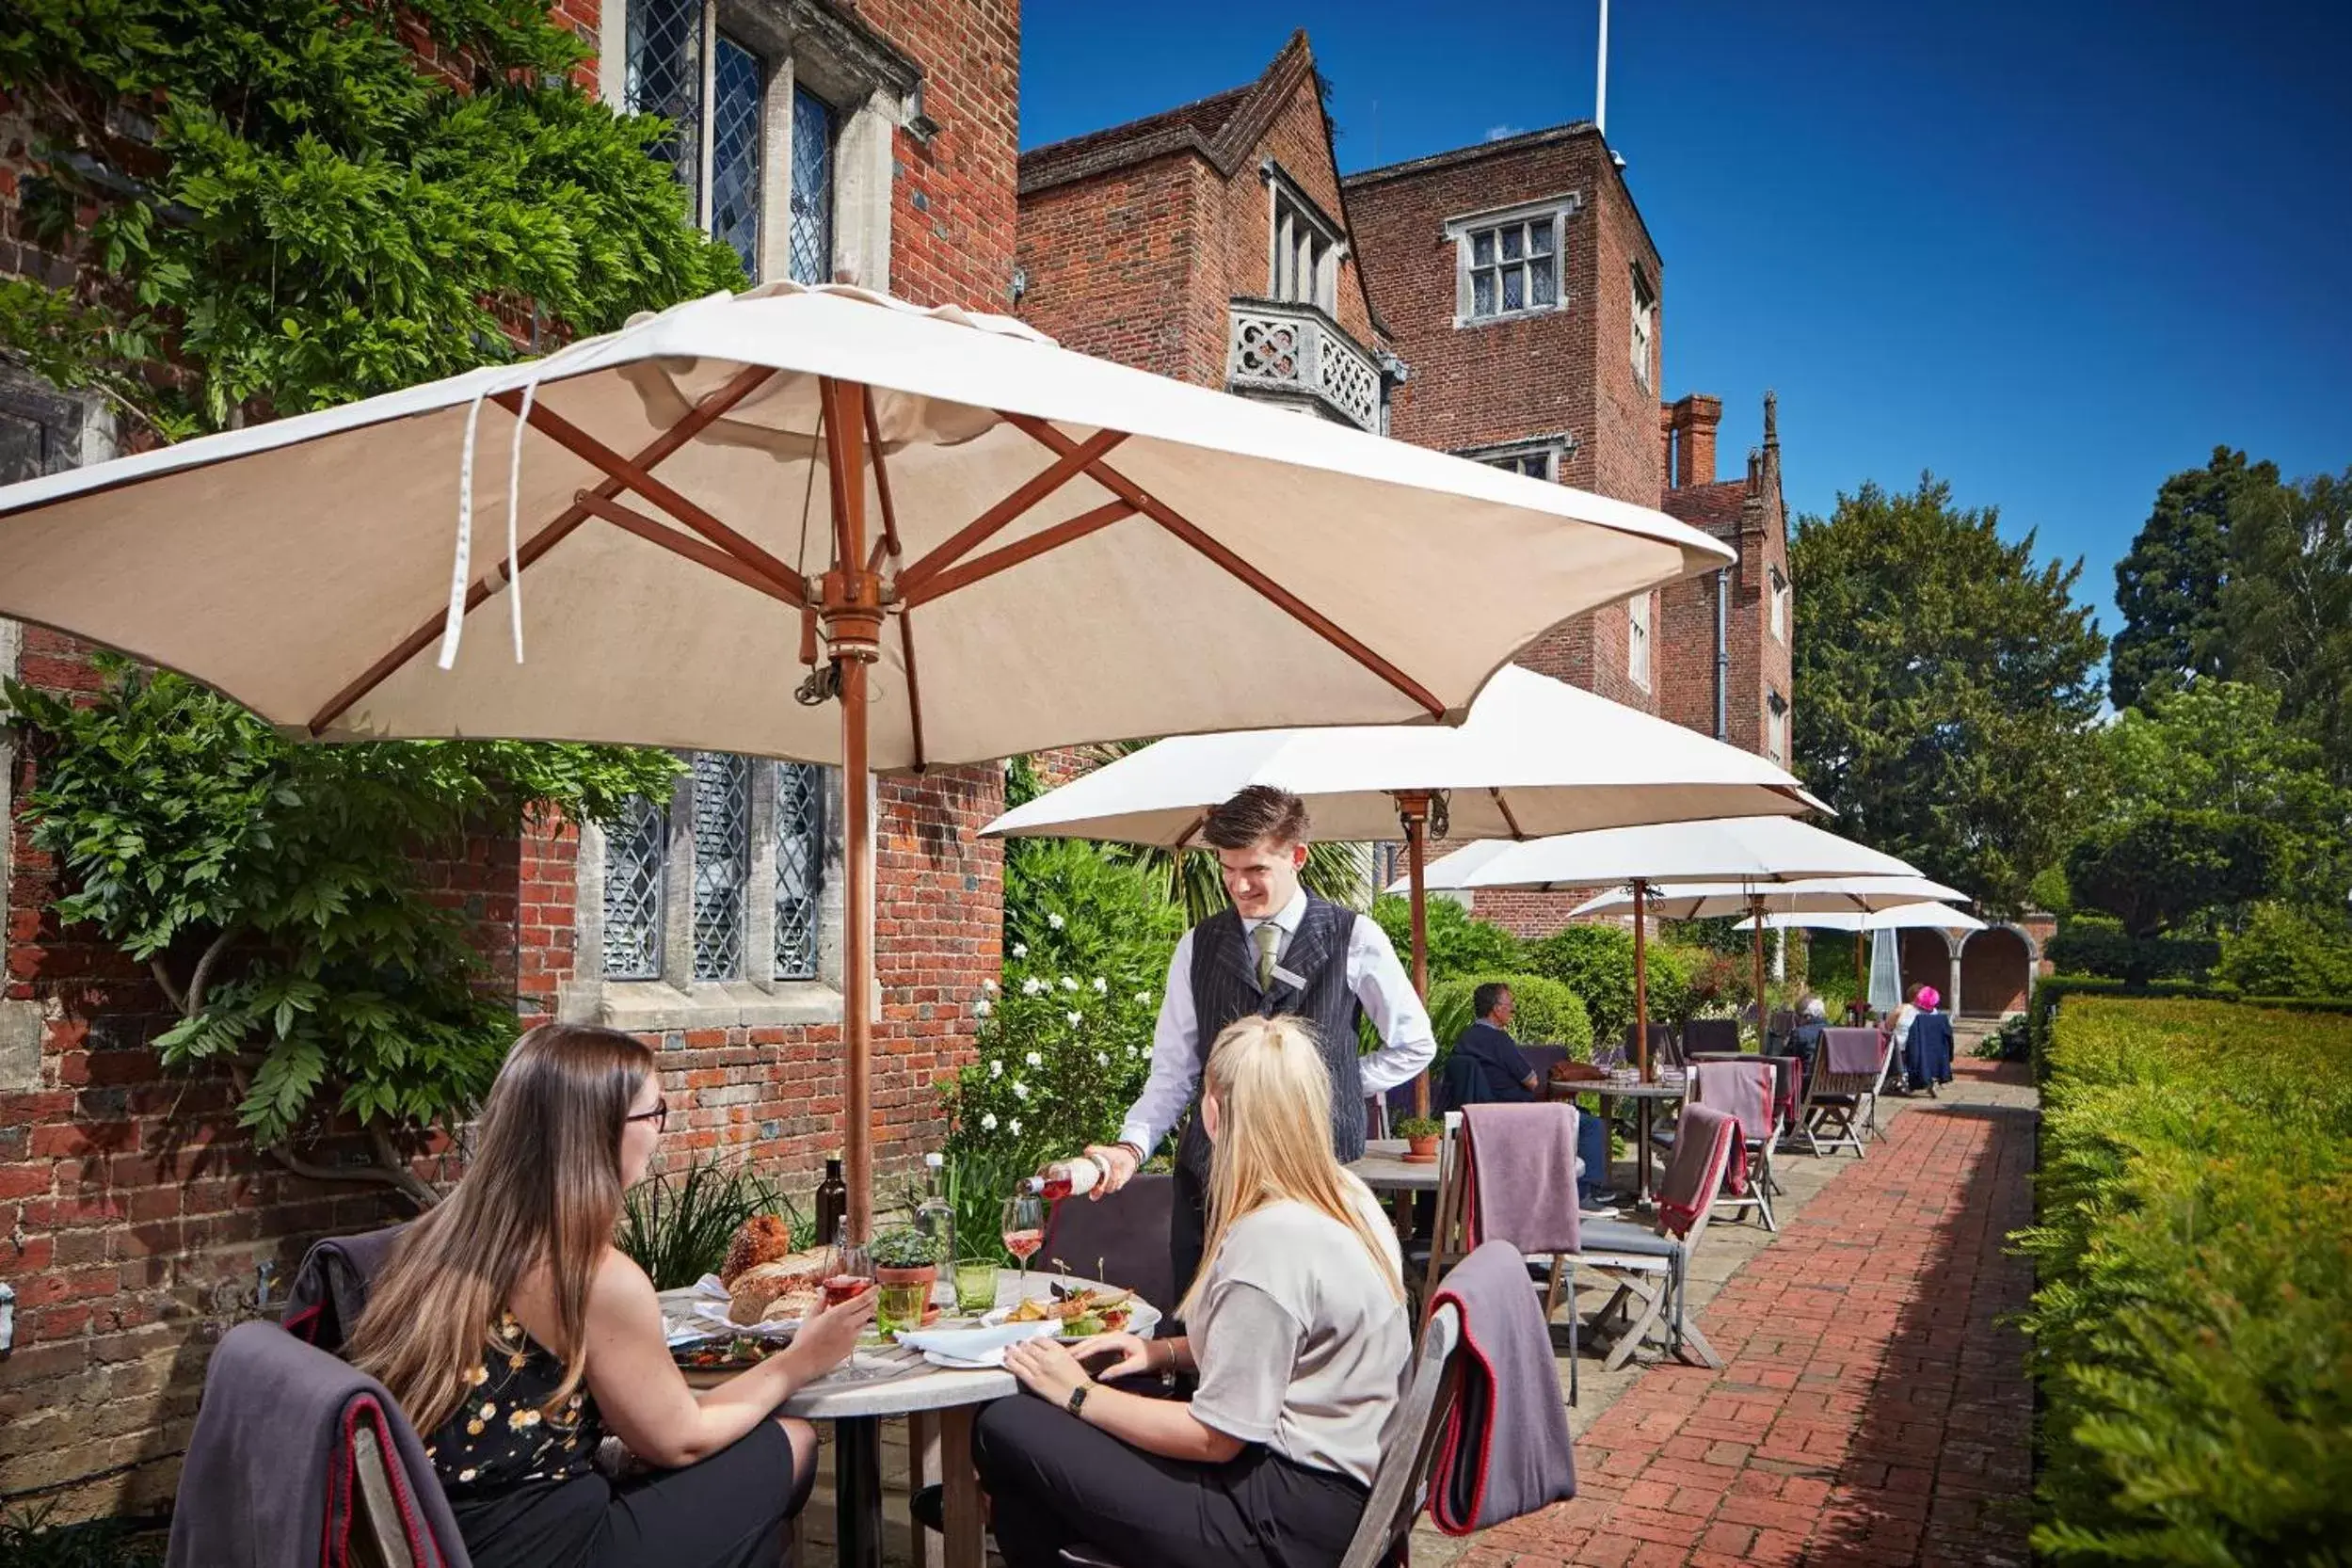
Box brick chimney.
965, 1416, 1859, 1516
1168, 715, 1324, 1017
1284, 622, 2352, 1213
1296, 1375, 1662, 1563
1663, 393, 1721, 489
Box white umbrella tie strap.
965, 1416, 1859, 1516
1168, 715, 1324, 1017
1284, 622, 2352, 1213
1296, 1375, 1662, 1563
500, 376, 541, 664
438, 383, 492, 671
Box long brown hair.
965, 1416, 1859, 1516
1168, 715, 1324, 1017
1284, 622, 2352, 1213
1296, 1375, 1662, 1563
349, 1023, 654, 1434
1176, 1015, 1404, 1321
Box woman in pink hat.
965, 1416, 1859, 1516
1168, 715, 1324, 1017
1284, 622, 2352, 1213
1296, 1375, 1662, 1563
1901, 984, 1956, 1096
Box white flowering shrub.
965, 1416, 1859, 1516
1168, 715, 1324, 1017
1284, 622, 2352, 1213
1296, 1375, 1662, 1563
945, 836, 1183, 1166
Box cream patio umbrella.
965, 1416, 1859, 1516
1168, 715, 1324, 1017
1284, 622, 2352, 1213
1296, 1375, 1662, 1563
1415, 818, 1933, 1080
982, 664, 1821, 1112
0, 280, 1736, 1233
1736, 902, 1986, 1013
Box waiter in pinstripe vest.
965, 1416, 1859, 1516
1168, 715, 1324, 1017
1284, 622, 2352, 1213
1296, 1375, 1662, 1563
1082, 785, 1435, 1297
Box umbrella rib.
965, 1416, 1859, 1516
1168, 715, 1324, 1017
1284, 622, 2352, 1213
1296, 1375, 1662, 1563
998, 412, 1446, 719
307, 364, 776, 734
573, 491, 804, 607
493, 392, 805, 595
897, 500, 1136, 608
1488, 787, 1526, 839
894, 428, 1128, 598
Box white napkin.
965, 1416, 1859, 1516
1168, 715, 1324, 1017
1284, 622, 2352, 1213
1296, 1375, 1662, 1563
893, 1320, 1054, 1368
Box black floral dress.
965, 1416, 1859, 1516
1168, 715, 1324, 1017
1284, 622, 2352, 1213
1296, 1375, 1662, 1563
424, 1313, 601, 1496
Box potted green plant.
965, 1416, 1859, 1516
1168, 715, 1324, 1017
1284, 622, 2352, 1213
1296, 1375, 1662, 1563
870, 1224, 943, 1288
1395, 1116, 1443, 1163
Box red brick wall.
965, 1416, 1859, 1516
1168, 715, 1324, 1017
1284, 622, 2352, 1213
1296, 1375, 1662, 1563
0, 0, 1017, 1522
1017, 157, 1225, 384
1223, 73, 1378, 348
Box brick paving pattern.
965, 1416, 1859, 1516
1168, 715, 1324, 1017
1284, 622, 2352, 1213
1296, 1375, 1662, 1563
1456, 1060, 2037, 1568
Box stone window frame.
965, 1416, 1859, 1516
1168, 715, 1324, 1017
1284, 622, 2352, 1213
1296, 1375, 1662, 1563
1767, 688, 1790, 765
1457, 433, 1575, 483
599, 0, 928, 291
1444, 193, 1581, 329
1769, 565, 1790, 645
1262, 160, 1346, 315
1630, 262, 1657, 391
1627, 590, 1653, 693
564, 762, 854, 1032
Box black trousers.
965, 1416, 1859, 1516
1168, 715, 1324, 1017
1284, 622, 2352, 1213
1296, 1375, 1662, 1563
450, 1419, 815, 1568
973, 1395, 1368, 1568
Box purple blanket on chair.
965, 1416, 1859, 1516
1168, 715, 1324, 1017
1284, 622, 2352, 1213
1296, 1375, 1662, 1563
1429, 1240, 1577, 1533
1461, 1102, 1583, 1256
1823, 1027, 1881, 1076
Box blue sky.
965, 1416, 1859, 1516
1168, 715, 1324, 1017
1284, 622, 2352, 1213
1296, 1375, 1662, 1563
1020, 0, 2352, 635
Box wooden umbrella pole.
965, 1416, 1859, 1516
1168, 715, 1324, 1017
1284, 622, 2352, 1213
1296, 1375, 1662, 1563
1395, 792, 1432, 1118
821, 379, 884, 1241
1751, 893, 1768, 1048
1633, 877, 1651, 1083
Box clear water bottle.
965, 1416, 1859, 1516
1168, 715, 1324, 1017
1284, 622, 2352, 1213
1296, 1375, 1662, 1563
915, 1152, 956, 1280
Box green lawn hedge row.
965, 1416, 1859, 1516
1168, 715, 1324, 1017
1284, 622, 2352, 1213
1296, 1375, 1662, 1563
2018, 996, 2352, 1563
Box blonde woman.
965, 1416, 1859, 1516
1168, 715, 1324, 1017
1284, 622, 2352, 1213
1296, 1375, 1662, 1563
974, 1015, 1411, 1568
347, 1024, 873, 1568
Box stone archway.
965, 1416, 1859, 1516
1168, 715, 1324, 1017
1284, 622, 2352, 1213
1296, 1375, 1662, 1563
1960, 926, 2036, 1016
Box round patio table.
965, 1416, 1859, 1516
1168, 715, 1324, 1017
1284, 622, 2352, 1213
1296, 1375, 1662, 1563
1348, 1138, 1443, 1193
681, 1270, 1141, 1568
1567, 1075, 1687, 1205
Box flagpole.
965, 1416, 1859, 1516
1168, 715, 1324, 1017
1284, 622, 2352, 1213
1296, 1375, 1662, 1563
1595, 0, 1610, 136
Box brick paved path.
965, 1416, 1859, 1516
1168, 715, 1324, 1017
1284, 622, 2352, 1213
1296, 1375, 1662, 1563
1456, 1061, 2037, 1568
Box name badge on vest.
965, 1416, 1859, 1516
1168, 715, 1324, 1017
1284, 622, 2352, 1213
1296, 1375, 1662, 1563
1270, 964, 1307, 990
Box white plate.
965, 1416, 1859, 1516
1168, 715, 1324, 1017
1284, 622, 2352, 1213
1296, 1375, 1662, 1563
981, 1292, 1160, 1343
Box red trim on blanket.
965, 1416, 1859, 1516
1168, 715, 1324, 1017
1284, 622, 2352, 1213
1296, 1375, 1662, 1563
282, 1303, 324, 1343
1425, 1288, 1497, 1536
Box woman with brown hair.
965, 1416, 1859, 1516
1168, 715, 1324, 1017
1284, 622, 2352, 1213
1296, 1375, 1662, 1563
970, 1014, 1412, 1568
347, 1023, 872, 1568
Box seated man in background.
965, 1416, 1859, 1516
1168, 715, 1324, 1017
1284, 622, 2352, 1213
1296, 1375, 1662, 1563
1444, 984, 1620, 1211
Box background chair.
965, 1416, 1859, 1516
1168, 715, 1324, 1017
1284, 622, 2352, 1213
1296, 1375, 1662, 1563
1566, 1104, 1737, 1370
1413, 1108, 1583, 1404
1682, 1017, 1741, 1057
1039, 1173, 1177, 1314
1802, 1029, 1889, 1158
1689, 1059, 1779, 1230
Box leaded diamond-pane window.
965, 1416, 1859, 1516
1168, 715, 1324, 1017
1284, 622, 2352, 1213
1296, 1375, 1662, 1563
774, 762, 825, 980
788, 86, 836, 286
711, 36, 765, 279
691, 752, 751, 980
625, 0, 702, 202
1464, 214, 1560, 322
602, 795, 667, 980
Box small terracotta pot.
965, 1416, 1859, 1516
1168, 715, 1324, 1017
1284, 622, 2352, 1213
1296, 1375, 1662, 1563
1402, 1135, 1440, 1164
875, 1263, 938, 1290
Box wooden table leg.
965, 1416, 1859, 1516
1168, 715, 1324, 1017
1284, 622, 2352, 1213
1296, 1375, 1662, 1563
939, 1406, 984, 1568
835, 1416, 883, 1568
907, 1410, 943, 1568
1636, 1098, 1655, 1205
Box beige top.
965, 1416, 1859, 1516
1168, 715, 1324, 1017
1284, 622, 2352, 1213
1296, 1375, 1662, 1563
1187, 1180, 1410, 1487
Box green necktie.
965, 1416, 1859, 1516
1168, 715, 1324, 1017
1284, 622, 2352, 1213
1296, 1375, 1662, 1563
1253, 922, 1281, 989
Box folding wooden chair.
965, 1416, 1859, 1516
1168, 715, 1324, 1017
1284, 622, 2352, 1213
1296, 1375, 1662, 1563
1801, 1028, 1888, 1159
1567, 1104, 1736, 1371
1689, 1058, 1778, 1231
1063, 1303, 1465, 1568
1413, 1107, 1584, 1404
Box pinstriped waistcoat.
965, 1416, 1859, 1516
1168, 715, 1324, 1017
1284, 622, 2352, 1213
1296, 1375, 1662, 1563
1176, 895, 1368, 1179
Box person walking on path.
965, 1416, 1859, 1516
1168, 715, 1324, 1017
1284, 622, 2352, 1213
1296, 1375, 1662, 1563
1081, 785, 1434, 1297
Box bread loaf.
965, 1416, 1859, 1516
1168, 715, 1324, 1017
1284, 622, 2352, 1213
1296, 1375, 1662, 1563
726, 1252, 827, 1324
719, 1214, 799, 1287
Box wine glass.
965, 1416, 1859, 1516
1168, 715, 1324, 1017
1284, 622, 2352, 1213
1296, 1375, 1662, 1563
821, 1218, 873, 1311
1000, 1192, 1045, 1300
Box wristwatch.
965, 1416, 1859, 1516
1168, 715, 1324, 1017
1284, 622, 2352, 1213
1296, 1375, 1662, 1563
1065, 1383, 1091, 1419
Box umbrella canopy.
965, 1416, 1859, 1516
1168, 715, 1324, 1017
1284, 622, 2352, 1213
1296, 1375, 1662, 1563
1737, 902, 1986, 934
0, 281, 1736, 1231
1413, 816, 1923, 894
1568, 875, 1970, 921
981, 664, 1820, 845
0, 283, 1729, 764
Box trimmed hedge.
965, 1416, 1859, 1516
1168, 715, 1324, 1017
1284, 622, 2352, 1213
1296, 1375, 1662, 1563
2019, 996, 2352, 1562
2026, 976, 2352, 1076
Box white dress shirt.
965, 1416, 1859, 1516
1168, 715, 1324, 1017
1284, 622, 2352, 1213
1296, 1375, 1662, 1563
1115, 888, 1436, 1156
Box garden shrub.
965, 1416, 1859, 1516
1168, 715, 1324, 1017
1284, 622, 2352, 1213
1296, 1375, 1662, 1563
1423, 973, 1592, 1068
1368, 893, 1523, 982
2046, 914, 2219, 984
945, 839, 1181, 1168
1523, 924, 1693, 1044
2018, 996, 2352, 1562
2214, 903, 2352, 1000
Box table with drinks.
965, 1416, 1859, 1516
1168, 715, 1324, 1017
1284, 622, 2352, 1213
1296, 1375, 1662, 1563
1572, 1063, 1688, 1206
669, 1159, 1132, 1568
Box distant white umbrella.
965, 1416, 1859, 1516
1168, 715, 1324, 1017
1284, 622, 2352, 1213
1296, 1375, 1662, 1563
1411, 818, 1931, 1079
1569, 876, 1969, 922
1736, 902, 1985, 934
0, 280, 1736, 1232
